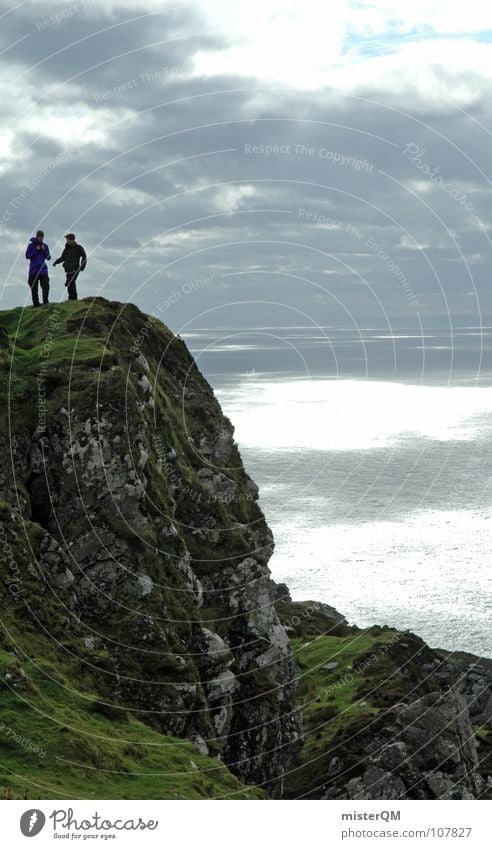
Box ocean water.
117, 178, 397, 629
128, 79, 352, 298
184, 326, 492, 657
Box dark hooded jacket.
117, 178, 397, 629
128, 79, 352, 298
53, 242, 87, 273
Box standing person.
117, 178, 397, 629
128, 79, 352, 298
53, 233, 87, 301
25, 230, 50, 307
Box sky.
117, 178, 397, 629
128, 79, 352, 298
1, 0, 492, 335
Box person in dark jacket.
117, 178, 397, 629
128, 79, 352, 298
53, 233, 87, 300
25, 230, 50, 307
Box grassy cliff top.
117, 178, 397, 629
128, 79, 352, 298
0, 297, 179, 402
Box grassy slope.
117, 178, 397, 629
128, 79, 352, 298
283, 619, 399, 798
0, 653, 263, 800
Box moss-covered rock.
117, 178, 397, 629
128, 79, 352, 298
280, 600, 490, 799
0, 297, 300, 797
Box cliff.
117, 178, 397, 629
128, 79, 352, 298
0, 297, 490, 801
0, 297, 301, 798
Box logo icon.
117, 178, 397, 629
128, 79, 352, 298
20, 810, 46, 837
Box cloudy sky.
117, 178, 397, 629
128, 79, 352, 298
1, 0, 492, 333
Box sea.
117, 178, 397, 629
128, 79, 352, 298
183, 324, 492, 657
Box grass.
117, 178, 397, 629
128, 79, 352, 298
0, 659, 264, 799
283, 626, 402, 798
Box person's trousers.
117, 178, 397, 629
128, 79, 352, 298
65, 270, 79, 300
28, 273, 49, 306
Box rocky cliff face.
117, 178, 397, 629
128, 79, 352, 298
322, 690, 484, 800
0, 298, 301, 795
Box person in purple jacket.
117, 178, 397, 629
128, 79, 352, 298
25, 230, 50, 307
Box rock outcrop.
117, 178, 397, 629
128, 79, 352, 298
275, 606, 491, 800
323, 690, 484, 800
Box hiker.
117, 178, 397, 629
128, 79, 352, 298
53, 233, 87, 301
25, 230, 50, 307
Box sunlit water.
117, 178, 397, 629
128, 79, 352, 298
185, 328, 492, 656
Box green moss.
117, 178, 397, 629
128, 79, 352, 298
284, 623, 402, 798
475, 726, 490, 740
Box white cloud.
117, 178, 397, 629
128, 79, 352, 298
191, 0, 349, 87
191, 0, 492, 103
100, 183, 155, 207
330, 38, 492, 107
216, 184, 256, 211
151, 226, 233, 252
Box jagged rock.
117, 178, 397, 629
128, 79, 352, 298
245, 476, 259, 499
198, 469, 237, 500
200, 555, 303, 790
271, 581, 292, 603
435, 650, 492, 727
159, 683, 198, 736
323, 690, 484, 800
53, 567, 75, 590
138, 374, 152, 395
136, 574, 153, 597
212, 426, 233, 465
136, 353, 150, 373
191, 734, 209, 756
199, 628, 232, 669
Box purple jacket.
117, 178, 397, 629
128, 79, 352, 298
26, 237, 50, 276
